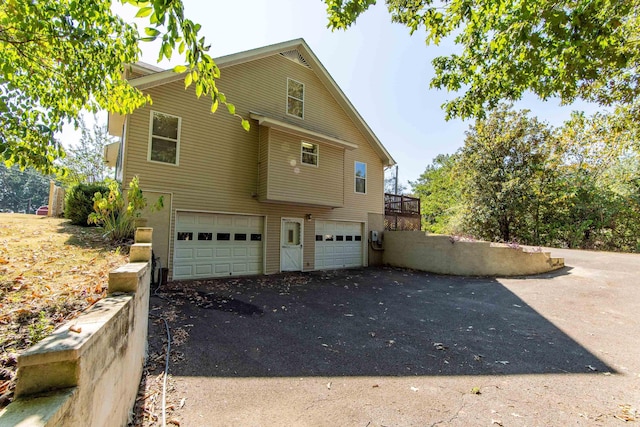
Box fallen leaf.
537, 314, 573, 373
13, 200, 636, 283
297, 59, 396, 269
327, 382, 332, 390
410, 386, 419, 392
69, 325, 82, 333
433, 343, 447, 351
471, 387, 481, 394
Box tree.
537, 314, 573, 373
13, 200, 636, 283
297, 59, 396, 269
0, 164, 50, 213
325, 0, 640, 120
459, 106, 555, 242
0, 0, 247, 174
56, 115, 115, 187
410, 154, 463, 234
384, 167, 408, 194
552, 111, 640, 250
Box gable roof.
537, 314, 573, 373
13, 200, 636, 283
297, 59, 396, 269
127, 39, 395, 167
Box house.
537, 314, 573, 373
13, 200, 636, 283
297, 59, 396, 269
108, 38, 395, 280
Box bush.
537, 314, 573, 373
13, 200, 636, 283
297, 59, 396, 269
88, 176, 163, 243
65, 183, 109, 225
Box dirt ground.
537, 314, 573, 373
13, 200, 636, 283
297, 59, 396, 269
132, 248, 639, 426
0, 214, 127, 408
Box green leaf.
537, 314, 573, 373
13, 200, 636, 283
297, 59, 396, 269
211, 100, 218, 113
173, 65, 187, 73
135, 6, 153, 18
184, 72, 193, 88
226, 103, 236, 115
144, 27, 161, 37
241, 119, 250, 131
162, 43, 173, 59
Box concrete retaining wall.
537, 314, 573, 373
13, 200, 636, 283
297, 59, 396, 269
383, 231, 564, 276
0, 228, 154, 427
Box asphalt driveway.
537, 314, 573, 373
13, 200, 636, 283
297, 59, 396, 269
142, 248, 640, 426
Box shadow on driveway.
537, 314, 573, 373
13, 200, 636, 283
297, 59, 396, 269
147, 266, 613, 378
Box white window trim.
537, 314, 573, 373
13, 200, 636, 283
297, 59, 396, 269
147, 110, 181, 166
300, 141, 319, 167
286, 78, 304, 119
354, 161, 367, 194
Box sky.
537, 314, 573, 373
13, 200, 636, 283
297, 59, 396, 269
64, 0, 603, 189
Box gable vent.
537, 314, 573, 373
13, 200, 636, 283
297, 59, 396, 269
279, 50, 312, 69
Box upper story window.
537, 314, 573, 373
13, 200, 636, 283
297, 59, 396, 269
287, 78, 304, 119
301, 141, 318, 166
149, 111, 181, 165
355, 161, 367, 194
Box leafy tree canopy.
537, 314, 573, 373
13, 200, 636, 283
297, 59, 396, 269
325, 0, 640, 120
0, 163, 50, 213
0, 0, 246, 174
56, 114, 115, 187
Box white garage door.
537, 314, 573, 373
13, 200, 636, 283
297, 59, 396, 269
315, 220, 363, 269
173, 212, 263, 279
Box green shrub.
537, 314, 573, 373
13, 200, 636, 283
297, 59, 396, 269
65, 183, 109, 226
88, 176, 163, 243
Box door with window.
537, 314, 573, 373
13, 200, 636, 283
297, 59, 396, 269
281, 218, 303, 271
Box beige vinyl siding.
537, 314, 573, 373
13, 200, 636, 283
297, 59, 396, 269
258, 127, 269, 200
261, 129, 344, 207
123, 51, 385, 275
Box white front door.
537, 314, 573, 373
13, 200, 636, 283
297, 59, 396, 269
281, 218, 303, 271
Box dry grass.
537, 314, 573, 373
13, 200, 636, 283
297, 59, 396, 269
0, 214, 129, 407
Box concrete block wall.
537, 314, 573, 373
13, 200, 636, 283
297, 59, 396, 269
0, 228, 154, 427
383, 231, 564, 276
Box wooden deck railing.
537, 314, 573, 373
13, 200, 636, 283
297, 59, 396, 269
384, 193, 420, 217
384, 193, 421, 231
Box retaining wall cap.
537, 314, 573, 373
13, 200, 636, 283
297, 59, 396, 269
18, 295, 132, 367
0, 388, 76, 427
110, 262, 148, 276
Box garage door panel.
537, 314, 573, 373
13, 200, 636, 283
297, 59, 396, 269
315, 221, 363, 270
196, 248, 213, 258
233, 247, 248, 257
197, 214, 214, 226
215, 248, 232, 258
174, 265, 193, 277
195, 264, 212, 275
174, 212, 264, 279
214, 264, 231, 274
175, 248, 194, 259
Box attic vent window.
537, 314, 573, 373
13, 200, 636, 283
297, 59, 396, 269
287, 78, 304, 119
279, 50, 312, 69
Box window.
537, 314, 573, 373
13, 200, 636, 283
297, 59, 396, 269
355, 235, 362, 241
216, 233, 231, 241
287, 78, 304, 118
234, 233, 247, 241
149, 111, 180, 165
301, 141, 318, 166
346, 235, 353, 241
250, 234, 262, 241
198, 233, 212, 241
315, 235, 323, 241
177, 232, 193, 241
355, 161, 367, 194
336, 235, 344, 241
